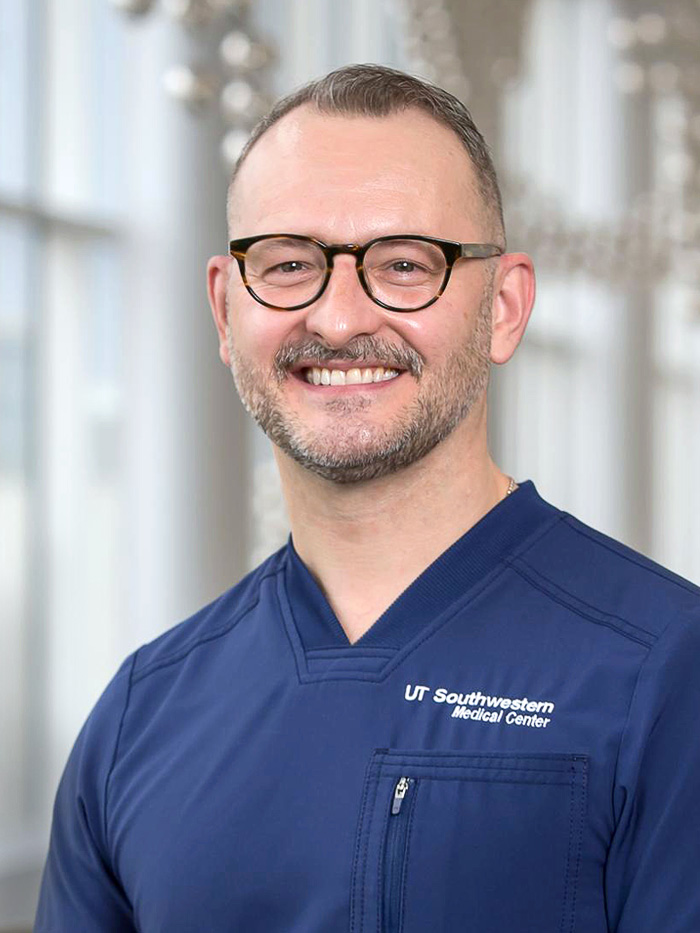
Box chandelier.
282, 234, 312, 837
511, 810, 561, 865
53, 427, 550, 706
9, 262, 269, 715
110, 0, 276, 167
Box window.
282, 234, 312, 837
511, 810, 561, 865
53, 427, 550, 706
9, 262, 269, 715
0, 0, 126, 920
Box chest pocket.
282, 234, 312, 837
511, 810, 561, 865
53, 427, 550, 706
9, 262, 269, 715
349, 750, 587, 933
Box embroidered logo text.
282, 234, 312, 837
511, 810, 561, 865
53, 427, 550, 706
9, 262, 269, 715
404, 683, 556, 729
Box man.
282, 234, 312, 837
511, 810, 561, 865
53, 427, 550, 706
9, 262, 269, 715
36, 63, 700, 932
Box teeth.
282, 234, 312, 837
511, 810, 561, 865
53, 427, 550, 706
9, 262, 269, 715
304, 366, 400, 386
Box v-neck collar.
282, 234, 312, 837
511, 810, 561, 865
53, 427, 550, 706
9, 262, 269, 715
278, 481, 561, 678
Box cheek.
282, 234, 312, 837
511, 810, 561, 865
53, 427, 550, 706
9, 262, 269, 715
390, 310, 461, 363
227, 292, 299, 367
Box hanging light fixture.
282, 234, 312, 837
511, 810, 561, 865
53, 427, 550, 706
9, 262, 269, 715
111, 0, 276, 167
109, 0, 157, 15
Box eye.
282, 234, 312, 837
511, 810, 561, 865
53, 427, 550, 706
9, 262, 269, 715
390, 260, 420, 274
376, 258, 434, 280
271, 260, 310, 274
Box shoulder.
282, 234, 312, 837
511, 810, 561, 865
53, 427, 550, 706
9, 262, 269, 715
66, 545, 289, 769
512, 490, 700, 645
130, 545, 288, 682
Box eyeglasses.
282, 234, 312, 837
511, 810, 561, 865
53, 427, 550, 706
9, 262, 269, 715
228, 233, 503, 312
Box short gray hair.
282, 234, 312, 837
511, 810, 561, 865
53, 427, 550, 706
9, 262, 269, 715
228, 63, 505, 245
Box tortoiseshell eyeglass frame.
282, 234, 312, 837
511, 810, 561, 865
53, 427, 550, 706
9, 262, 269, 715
228, 233, 504, 312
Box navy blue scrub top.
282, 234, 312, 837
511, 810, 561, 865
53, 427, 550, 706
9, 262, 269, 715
36, 481, 700, 932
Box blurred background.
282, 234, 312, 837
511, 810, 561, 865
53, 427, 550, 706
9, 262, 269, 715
1, 0, 700, 926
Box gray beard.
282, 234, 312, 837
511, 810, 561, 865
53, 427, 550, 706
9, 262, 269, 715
227, 291, 493, 485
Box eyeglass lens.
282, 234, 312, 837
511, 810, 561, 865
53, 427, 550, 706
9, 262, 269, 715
244, 237, 447, 310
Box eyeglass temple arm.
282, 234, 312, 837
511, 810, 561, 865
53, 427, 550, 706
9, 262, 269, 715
459, 244, 504, 259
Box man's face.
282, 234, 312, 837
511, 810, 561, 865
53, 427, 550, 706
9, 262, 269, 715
219, 106, 499, 484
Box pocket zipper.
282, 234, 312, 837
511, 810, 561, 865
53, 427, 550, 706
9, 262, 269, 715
383, 776, 414, 933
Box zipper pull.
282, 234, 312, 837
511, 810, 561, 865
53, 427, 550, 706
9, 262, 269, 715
391, 776, 411, 815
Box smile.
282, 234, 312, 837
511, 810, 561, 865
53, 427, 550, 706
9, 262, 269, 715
303, 366, 401, 386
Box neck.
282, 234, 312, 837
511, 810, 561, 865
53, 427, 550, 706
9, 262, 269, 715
273, 405, 512, 643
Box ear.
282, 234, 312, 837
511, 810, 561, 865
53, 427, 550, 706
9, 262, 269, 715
207, 255, 233, 366
489, 252, 536, 365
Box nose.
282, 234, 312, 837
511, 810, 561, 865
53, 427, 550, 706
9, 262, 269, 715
302, 254, 384, 348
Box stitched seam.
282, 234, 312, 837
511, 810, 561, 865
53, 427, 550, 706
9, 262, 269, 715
608, 609, 681, 828
104, 651, 138, 852
504, 511, 568, 561
381, 749, 584, 761
380, 762, 582, 775
375, 779, 392, 933
398, 782, 420, 933
513, 555, 656, 640
306, 648, 397, 658
558, 768, 575, 933
301, 669, 389, 683
350, 752, 381, 933
568, 760, 587, 933
562, 516, 700, 596
276, 572, 309, 684
297, 670, 384, 684
385, 752, 569, 758
610, 663, 645, 828
359, 763, 382, 933
382, 750, 578, 760
368, 775, 575, 787
385, 753, 575, 774
132, 569, 283, 683
306, 661, 388, 672
508, 561, 655, 648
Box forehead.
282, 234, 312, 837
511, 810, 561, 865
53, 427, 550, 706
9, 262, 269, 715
229, 105, 483, 241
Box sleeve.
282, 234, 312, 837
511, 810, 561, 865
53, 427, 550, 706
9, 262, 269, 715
605, 605, 700, 933
34, 654, 138, 932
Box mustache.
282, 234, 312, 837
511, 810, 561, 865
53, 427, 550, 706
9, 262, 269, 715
274, 336, 425, 379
